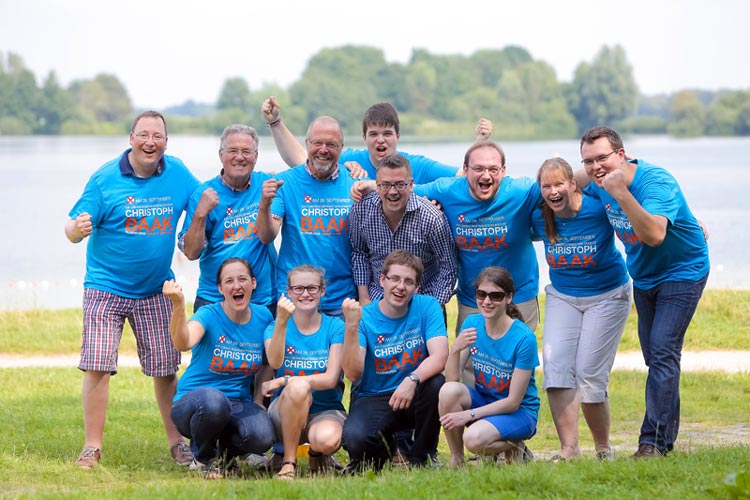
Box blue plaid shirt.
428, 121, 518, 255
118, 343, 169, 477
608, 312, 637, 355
349, 191, 458, 304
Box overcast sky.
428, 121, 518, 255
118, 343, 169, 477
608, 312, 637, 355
2, 0, 748, 109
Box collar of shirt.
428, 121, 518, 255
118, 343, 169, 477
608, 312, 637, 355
119, 148, 165, 177
219, 169, 250, 192
304, 161, 340, 181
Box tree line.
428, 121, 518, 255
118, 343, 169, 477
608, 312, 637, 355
1, 45, 748, 138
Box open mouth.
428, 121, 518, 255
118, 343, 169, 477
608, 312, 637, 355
232, 291, 245, 305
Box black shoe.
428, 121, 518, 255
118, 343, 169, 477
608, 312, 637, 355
632, 443, 664, 459
342, 459, 363, 475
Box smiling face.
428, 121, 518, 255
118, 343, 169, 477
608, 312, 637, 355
305, 118, 343, 179
474, 279, 511, 321
376, 166, 412, 218
129, 116, 168, 172
540, 168, 577, 217
287, 270, 324, 312
580, 137, 625, 187
463, 145, 505, 201
217, 261, 256, 311
364, 123, 399, 165
219, 132, 257, 187
379, 263, 419, 314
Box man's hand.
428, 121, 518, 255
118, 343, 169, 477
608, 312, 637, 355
601, 169, 629, 196
350, 180, 376, 202
344, 161, 369, 180
70, 212, 93, 241
196, 188, 219, 217
260, 179, 284, 206
262, 96, 281, 125
475, 118, 493, 141
389, 376, 417, 411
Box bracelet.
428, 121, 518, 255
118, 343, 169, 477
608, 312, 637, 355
267, 117, 282, 128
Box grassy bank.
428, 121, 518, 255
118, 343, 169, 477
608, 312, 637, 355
1, 289, 748, 355
1, 367, 749, 498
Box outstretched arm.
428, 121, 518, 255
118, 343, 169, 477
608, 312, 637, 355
262, 96, 307, 167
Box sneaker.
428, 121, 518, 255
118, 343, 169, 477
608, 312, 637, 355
189, 458, 223, 479
596, 448, 615, 462
75, 447, 101, 469
170, 441, 193, 466
632, 444, 663, 459
308, 452, 344, 474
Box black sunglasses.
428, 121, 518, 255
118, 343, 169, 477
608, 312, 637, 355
475, 289, 507, 302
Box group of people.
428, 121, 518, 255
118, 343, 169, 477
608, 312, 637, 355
65, 97, 709, 477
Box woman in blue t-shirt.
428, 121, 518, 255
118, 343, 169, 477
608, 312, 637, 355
534, 158, 631, 462
261, 265, 360, 479
164, 257, 274, 478
439, 267, 539, 468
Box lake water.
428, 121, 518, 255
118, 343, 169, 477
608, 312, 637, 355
1, 134, 747, 310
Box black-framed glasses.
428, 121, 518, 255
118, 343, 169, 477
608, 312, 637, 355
475, 289, 507, 302
383, 274, 417, 287
288, 285, 322, 296
376, 181, 411, 192
581, 149, 620, 167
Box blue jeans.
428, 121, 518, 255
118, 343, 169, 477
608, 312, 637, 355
171, 387, 273, 463
633, 274, 708, 453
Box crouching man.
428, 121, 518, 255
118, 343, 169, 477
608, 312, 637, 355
341, 250, 448, 472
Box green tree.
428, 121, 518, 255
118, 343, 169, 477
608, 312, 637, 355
469, 46, 532, 87
217, 77, 251, 111
68, 73, 131, 125
0, 51, 41, 133
667, 90, 705, 137
567, 45, 639, 132
37, 71, 73, 134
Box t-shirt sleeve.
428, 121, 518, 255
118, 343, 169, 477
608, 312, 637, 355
515, 330, 540, 370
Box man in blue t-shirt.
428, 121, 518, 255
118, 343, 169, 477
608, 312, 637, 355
179, 124, 278, 314
256, 116, 357, 317
65, 111, 201, 469
341, 250, 448, 472
260, 96, 492, 182
580, 126, 709, 459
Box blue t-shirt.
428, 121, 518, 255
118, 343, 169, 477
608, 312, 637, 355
175, 302, 272, 402
179, 172, 278, 306
531, 193, 629, 297
460, 314, 540, 418
271, 165, 357, 311
357, 294, 447, 397
340, 148, 458, 184
69, 150, 200, 298
585, 160, 709, 289
263, 314, 345, 414
414, 176, 541, 305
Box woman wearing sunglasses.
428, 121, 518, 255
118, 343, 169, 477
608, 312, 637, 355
533, 157, 631, 462
261, 265, 361, 479
439, 266, 539, 468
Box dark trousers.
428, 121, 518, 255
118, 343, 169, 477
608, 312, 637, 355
342, 374, 444, 470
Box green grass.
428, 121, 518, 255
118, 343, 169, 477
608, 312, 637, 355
1, 289, 748, 356
1, 367, 749, 498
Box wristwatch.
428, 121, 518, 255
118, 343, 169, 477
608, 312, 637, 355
408, 372, 421, 385
469, 409, 476, 420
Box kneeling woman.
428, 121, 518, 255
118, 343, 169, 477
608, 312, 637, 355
163, 257, 274, 477
439, 267, 540, 468
262, 265, 360, 479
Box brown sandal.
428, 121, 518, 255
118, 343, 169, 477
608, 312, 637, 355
276, 460, 296, 480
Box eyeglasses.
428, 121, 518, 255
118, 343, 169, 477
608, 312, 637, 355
383, 274, 417, 288
308, 140, 341, 150
475, 289, 507, 302
581, 149, 620, 167
376, 181, 411, 192
468, 165, 502, 175
223, 148, 258, 158
288, 285, 322, 296
134, 132, 166, 143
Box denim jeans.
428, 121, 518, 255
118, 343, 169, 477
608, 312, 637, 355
633, 274, 708, 453
171, 387, 273, 463
342, 374, 444, 470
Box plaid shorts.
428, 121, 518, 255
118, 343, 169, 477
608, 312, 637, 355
79, 288, 180, 376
